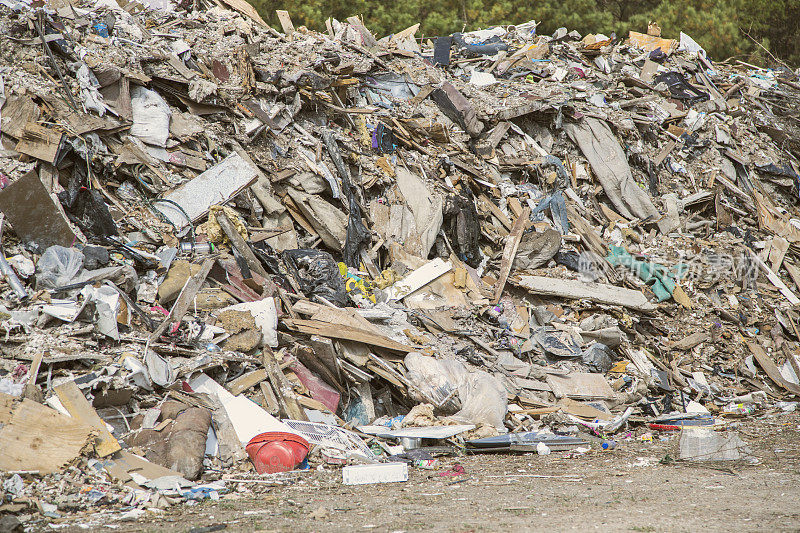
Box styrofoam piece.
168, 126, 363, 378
342, 463, 408, 485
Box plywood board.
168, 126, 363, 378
0, 399, 93, 474
54, 380, 121, 457
283, 318, 414, 352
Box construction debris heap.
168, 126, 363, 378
0, 0, 799, 527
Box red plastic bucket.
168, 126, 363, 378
245, 432, 310, 474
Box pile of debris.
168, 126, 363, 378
1, 0, 799, 526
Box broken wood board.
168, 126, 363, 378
263, 351, 307, 421
54, 380, 121, 457
546, 372, 616, 400
385, 258, 452, 301
103, 450, 185, 487
150, 257, 214, 342
0, 392, 17, 424
748, 249, 800, 306
670, 332, 709, 351
283, 319, 414, 353
747, 341, 800, 396
275, 10, 294, 38
0, 399, 94, 474
216, 0, 268, 26
216, 210, 268, 277
492, 207, 530, 304
557, 398, 613, 420
517, 276, 656, 312
14, 122, 63, 164
227, 368, 267, 396
153, 153, 259, 230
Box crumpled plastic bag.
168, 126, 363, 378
282, 249, 349, 307
403, 352, 507, 431
36, 246, 84, 289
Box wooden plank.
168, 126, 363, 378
749, 249, 800, 306
493, 207, 530, 304
27, 351, 44, 388
259, 381, 280, 415
669, 332, 709, 351
747, 341, 800, 395
0, 392, 17, 424
346, 15, 377, 48
262, 351, 308, 421
0, 399, 94, 474
275, 10, 294, 38
477, 121, 512, 158
216, 211, 268, 278
385, 258, 452, 301
784, 262, 800, 293
546, 372, 616, 400
227, 369, 267, 396
15, 123, 63, 164
479, 194, 513, 231
150, 257, 214, 342
54, 380, 121, 457
283, 318, 414, 352
105, 450, 184, 484
517, 275, 656, 312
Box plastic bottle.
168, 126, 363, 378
601, 440, 617, 450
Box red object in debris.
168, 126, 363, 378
648, 423, 681, 432
245, 432, 310, 474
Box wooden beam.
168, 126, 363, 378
492, 207, 530, 304
283, 318, 414, 352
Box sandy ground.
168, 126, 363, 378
44, 411, 800, 533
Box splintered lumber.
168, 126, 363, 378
493, 207, 530, 304
262, 350, 308, 421
149, 257, 214, 342
385, 258, 452, 301
748, 249, 800, 306
216, 211, 268, 278
282, 318, 414, 352
517, 275, 656, 312
54, 380, 121, 457
227, 369, 268, 396
747, 341, 800, 396
0, 397, 95, 474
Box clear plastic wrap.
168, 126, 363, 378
404, 352, 507, 431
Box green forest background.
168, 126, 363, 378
249, 0, 800, 68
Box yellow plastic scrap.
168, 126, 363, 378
373, 268, 398, 289
201, 205, 248, 244
338, 262, 376, 303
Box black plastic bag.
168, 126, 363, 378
653, 72, 709, 104
282, 249, 349, 307
443, 188, 481, 268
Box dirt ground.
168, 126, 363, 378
45, 411, 800, 533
